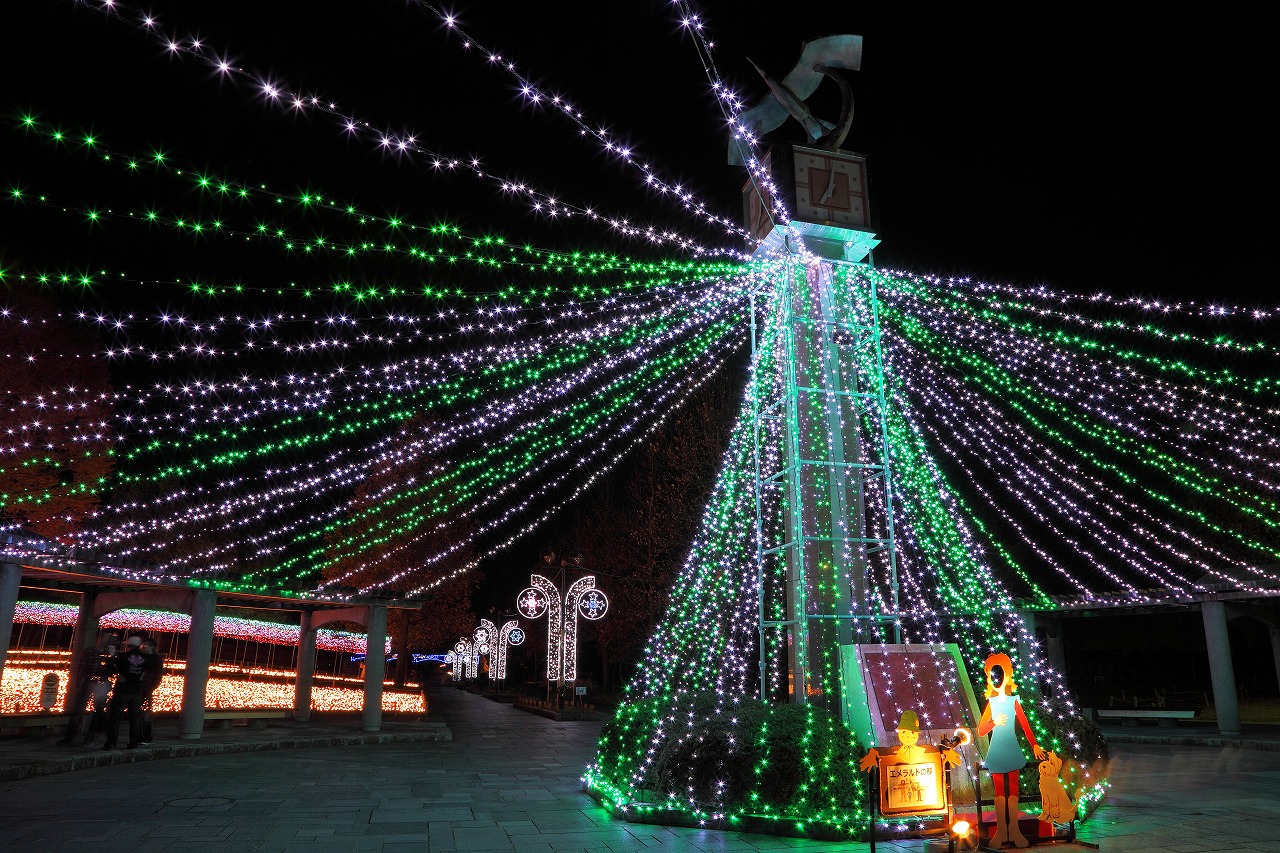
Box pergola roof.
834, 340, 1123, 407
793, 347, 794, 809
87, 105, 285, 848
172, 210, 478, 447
3, 535, 419, 613
1021, 567, 1280, 614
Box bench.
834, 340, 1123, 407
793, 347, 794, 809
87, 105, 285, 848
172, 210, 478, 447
202, 710, 291, 730
1095, 708, 1196, 727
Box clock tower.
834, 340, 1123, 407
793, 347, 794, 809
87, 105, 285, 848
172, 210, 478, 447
735, 36, 900, 739
742, 142, 880, 262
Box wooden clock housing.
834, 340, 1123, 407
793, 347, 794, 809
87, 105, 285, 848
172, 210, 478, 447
741, 142, 878, 261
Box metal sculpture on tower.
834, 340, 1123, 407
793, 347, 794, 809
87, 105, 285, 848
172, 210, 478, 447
728, 34, 863, 166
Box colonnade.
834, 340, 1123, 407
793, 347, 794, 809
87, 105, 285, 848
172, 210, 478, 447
1022, 600, 1280, 736
0, 563, 392, 736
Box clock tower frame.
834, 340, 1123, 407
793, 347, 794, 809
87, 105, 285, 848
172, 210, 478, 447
745, 142, 902, 729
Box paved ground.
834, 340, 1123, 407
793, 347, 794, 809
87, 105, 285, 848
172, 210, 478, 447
0, 684, 1277, 852
0, 708, 451, 782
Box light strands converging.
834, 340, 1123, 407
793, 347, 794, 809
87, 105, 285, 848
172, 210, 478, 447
404, 1, 752, 245
66, 0, 734, 256
11, 114, 748, 289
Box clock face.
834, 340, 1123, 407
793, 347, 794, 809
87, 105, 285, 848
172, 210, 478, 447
793, 150, 868, 228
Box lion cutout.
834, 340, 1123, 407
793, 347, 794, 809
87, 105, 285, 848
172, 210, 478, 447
1037, 751, 1076, 825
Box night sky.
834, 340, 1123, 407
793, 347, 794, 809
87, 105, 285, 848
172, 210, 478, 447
3, 3, 1270, 299
1, 2, 1273, 603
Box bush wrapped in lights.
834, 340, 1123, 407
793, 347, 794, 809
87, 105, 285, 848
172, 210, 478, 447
596, 690, 864, 830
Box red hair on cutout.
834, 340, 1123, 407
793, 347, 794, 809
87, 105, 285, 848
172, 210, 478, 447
983, 652, 1016, 698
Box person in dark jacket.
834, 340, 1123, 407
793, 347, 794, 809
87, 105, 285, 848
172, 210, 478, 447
101, 636, 161, 750
57, 633, 117, 745
139, 637, 164, 744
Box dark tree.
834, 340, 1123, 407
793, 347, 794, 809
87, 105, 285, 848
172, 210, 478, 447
0, 285, 115, 541
322, 413, 482, 684
571, 371, 739, 691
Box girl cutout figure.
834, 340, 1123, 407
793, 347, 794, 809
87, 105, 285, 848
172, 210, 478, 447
977, 653, 1045, 848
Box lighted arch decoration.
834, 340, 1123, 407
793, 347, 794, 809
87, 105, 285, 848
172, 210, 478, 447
564, 576, 607, 682
517, 575, 562, 681
494, 620, 525, 682
452, 637, 475, 679
473, 617, 497, 679
474, 618, 496, 656
444, 651, 460, 682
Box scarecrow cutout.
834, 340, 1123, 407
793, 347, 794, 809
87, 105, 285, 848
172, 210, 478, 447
860, 710, 962, 816
860, 710, 963, 769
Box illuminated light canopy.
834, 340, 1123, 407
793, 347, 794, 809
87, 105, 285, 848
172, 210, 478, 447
64, 0, 737, 256
10, 115, 748, 288
399, 0, 751, 246
4, 244, 757, 596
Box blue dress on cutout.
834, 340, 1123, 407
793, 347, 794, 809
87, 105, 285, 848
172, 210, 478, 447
984, 694, 1027, 774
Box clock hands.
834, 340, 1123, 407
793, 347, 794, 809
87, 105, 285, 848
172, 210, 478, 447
818, 168, 839, 205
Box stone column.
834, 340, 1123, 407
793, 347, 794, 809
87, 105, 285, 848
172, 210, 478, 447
179, 589, 217, 739
0, 563, 22, 682
294, 610, 317, 722
64, 590, 101, 712
1201, 600, 1241, 735
1270, 625, 1280, 705
1042, 616, 1068, 676
362, 604, 387, 732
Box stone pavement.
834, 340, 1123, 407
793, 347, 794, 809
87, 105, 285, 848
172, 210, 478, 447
0, 684, 1277, 852
0, 710, 451, 782
1081, 738, 1280, 853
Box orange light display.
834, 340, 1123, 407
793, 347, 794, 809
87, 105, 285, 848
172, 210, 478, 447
0, 661, 423, 715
